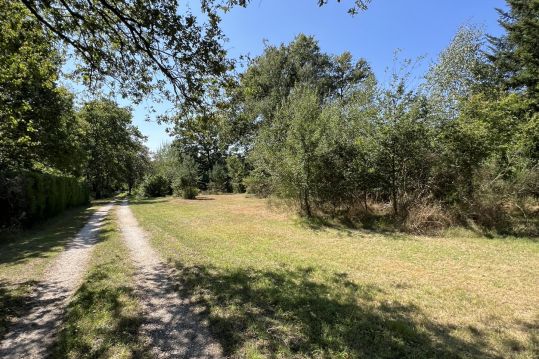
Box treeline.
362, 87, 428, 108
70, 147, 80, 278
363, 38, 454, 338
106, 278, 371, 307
149, 1, 537, 235
0, 1, 149, 228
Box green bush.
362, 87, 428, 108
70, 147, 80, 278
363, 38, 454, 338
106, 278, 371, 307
171, 156, 200, 199
0, 170, 89, 228
139, 174, 171, 198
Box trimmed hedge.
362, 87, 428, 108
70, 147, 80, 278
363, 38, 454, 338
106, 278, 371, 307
0, 170, 89, 228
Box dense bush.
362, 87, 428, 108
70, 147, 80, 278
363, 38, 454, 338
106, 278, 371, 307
208, 163, 229, 193
138, 175, 171, 198
0, 170, 89, 228
171, 156, 200, 199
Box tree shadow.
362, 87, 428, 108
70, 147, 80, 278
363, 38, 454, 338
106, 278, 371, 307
295, 215, 414, 242
170, 261, 497, 358
0, 280, 36, 339
49, 259, 151, 358
127, 198, 170, 206
0, 206, 95, 266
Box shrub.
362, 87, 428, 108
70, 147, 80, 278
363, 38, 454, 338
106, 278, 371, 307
0, 170, 89, 228
209, 163, 229, 193
171, 156, 200, 199
139, 175, 171, 198
244, 168, 273, 198
402, 200, 454, 235
226, 156, 246, 193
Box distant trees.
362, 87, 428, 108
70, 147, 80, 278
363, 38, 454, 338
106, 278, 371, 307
79, 99, 149, 198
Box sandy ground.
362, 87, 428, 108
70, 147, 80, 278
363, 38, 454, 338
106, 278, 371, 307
117, 200, 222, 359
0, 203, 114, 359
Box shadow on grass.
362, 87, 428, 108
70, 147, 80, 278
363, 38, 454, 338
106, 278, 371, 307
295, 215, 414, 242
0, 280, 36, 339
127, 198, 170, 206
172, 262, 496, 358
0, 206, 95, 266
50, 259, 149, 358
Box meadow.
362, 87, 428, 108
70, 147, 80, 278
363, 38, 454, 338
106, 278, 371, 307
130, 194, 539, 358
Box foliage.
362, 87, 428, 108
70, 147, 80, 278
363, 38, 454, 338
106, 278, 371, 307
17, 0, 236, 111
171, 156, 200, 199
226, 155, 247, 193
236, 34, 371, 136
172, 112, 225, 187
243, 167, 273, 197
0, 0, 83, 175
487, 0, 539, 107
79, 99, 148, 198
209, 163, 229, 193
139, 174, 171, 198
0, 170, 89, 228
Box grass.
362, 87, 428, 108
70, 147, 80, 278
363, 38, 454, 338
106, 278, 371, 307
0, 204, 97, 339
51, 208, 149, 358
131, 194, 539, 359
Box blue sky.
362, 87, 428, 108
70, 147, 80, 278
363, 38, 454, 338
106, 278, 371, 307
132, 0, 507, 152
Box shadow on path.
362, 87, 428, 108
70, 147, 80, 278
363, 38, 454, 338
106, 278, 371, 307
0, 206, 96, 267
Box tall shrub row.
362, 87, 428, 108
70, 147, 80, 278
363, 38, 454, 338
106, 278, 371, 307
0, 171, 89, 228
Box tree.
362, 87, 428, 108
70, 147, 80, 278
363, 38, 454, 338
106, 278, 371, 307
226, 155, 247, 193
488, 0, 539, 107
16, 1, 369, 112
172, 112, 226, 188
172, 156, 200, 199
375, 61, 434, 215
79, 99, 146, 198
0, 0, 83, 174
425, 25, 487, 123
17, 0, 237, 110
236, 34, 370, 149
251, 85, 324, 215
124, 142, 151, 195
330, 51, 371, 99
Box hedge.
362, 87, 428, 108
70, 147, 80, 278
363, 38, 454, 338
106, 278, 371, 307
0, 170, 89, 228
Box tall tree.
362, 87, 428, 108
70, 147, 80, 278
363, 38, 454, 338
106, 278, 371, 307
488, 0, 539, 107
0, 0, 82, 174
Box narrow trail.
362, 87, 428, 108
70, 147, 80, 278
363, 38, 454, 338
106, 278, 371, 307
0, 203, 114, 359
117, 201, 222, 359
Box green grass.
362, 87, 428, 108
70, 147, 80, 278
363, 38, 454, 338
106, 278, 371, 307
0, 204, 97, 339
131, 194, 539, 359
51, 208, 149, 358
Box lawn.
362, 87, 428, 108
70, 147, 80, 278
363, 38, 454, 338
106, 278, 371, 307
131, 194, 539, 359
0, 204, 97, 338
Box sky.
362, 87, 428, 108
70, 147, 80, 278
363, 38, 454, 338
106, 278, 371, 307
130, 0, 507, 152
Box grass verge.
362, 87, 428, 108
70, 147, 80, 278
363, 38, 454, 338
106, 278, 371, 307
0, 204, 96, 339
50, 208, 148, 358
131, 194, 539, 359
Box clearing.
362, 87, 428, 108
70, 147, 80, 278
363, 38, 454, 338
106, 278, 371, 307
130, 194, 539, 359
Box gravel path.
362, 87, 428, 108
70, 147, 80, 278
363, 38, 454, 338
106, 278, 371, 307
117, 200, 222, 359
0, 203, 113, 359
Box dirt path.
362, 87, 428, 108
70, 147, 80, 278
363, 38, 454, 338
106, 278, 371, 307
117, 201, 222, 359
0, 203, 113, 359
